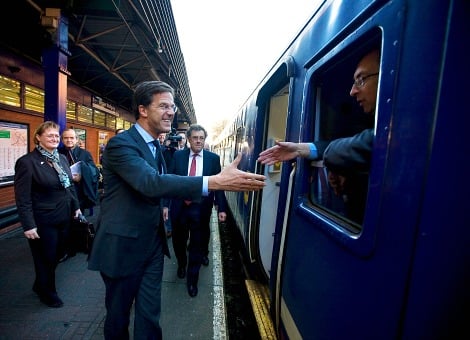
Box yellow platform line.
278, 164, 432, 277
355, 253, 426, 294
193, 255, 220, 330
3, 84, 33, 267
245, 279, 277, 340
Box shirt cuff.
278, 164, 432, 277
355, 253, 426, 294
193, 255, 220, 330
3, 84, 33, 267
202, 176, 209, 196
308, 143, 318, 159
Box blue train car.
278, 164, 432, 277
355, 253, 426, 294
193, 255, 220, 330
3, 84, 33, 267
213, 0, 469, 338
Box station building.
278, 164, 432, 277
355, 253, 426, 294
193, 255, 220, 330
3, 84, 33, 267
0, 0, 196, 232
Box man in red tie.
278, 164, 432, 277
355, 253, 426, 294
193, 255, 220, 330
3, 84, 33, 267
163, 124, 227, 297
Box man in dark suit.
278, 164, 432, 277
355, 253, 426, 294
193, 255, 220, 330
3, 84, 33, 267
87, 81, 266, 340
59, 128, 100, 212
58, 128, 100, 260
163, 124, 227, 297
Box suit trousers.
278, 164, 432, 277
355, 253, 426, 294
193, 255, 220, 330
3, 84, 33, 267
201, 215, 211, 257
101, 233, 164, 340
172, 203, 203, 285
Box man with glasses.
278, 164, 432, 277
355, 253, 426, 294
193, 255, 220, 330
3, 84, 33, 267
258, 48, 380, 224
163, 124, 227, 297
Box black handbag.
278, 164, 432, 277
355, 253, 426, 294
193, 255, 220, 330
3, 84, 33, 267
70, 215, 95, 254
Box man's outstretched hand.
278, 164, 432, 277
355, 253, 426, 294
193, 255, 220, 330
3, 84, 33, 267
209, 153, 266, 192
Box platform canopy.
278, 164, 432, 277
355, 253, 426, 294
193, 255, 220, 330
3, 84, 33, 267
0, 0, 196, 126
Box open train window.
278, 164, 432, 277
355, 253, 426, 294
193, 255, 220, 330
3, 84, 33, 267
307, 31, 382, 232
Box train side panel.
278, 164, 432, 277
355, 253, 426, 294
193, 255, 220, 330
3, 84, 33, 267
277, 1, 469, 338
214, 0, 469, 338
401, 0, 470, 335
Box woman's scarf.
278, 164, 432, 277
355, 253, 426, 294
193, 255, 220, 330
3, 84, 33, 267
37, 145, 72, 189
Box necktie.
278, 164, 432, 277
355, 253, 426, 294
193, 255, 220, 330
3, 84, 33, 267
189, 154, 197, 176
152, 140, 164, 174
185, 154, 198, 205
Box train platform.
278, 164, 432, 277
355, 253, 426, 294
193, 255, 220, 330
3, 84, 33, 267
0, 205, 227, 339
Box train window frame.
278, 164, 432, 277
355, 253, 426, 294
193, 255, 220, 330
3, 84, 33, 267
307, 40, 381, 232
296, 20, 402, 256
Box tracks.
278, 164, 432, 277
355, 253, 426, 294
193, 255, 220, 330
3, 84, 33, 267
218, 221, 261, 339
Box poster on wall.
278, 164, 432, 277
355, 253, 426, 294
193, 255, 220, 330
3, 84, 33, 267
0, 121, 29, 186
74, 128, 87, 149
98, 131, 110, 164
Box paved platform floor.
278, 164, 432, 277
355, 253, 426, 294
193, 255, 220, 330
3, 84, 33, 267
0, 207, 226, 339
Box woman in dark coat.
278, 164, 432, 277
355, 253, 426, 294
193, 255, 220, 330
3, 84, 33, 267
14, 121, 81, 308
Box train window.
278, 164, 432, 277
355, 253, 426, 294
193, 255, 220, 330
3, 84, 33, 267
307, 36, 382, 231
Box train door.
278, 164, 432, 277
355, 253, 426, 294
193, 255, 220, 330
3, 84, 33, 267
254, 86, 288, 279
248, 60, 295, 281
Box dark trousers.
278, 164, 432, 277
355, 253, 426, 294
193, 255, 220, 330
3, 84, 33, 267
101, 235, 164, 340
201, 215, 211, 257
172, 204, 203, 285
29, 223, 68, 296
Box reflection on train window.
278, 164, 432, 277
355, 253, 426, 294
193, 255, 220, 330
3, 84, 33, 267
308, 37, 381, 231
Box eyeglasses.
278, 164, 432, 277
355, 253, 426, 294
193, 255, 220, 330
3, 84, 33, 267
353, 73, 379, 88
190, 136, 205, 141
156, 103, 178, 113
43, 134, 60, 139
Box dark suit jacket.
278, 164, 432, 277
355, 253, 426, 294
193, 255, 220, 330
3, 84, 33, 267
164, 148, 227, 222
322, 128, 373, 224
88, 126, 205, 278
59, 146, 100, 209
14, 148, 80, 231
323, 128, 373, 174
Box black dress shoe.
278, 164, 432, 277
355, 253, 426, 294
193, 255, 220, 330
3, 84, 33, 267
58, 253, 70, 263
39, 293, 63, 308
32, 283, 40, 295
59, 252, 78, 263
202, 256, 209, 266
187, 284, 198, 297
177, 266, 186, 279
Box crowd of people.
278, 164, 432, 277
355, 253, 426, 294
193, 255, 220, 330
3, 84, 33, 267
14, 46, 378, 337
